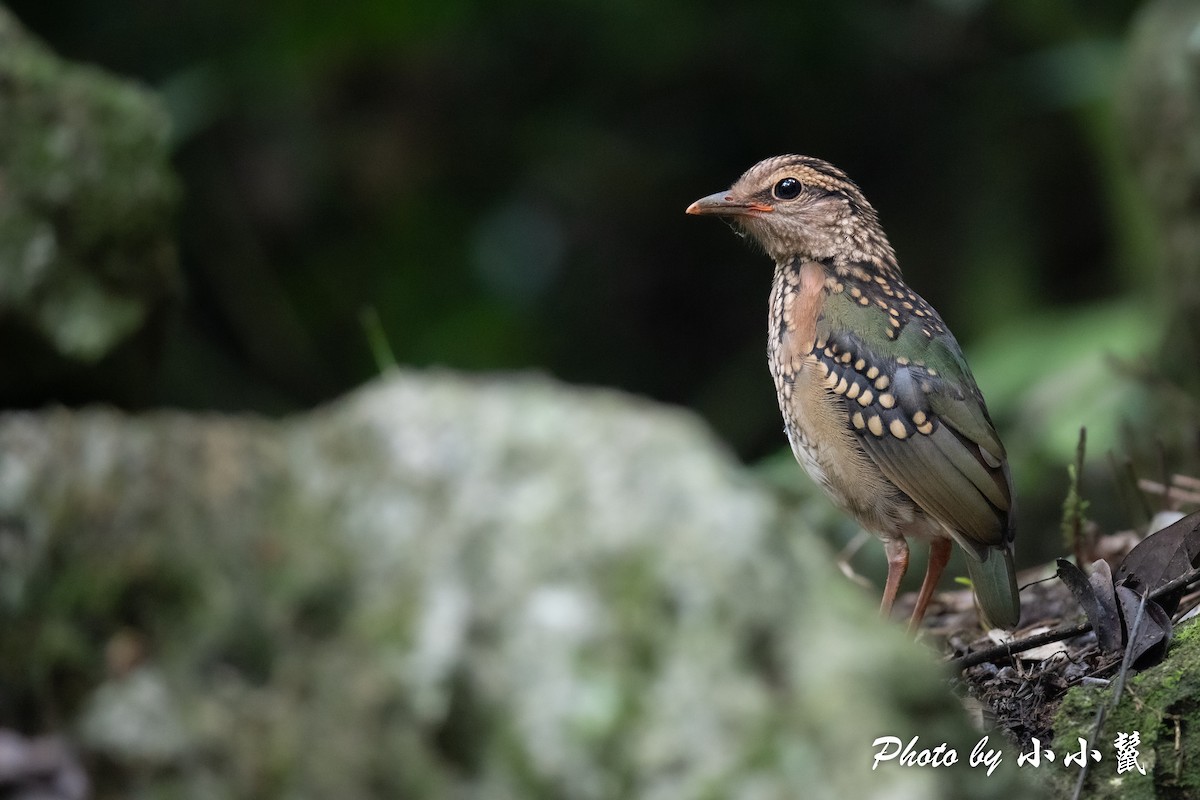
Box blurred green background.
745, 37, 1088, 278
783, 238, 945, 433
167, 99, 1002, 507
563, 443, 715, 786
6, 0, 1181, 562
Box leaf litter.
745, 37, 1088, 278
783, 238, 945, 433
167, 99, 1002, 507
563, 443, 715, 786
897, 507, 1200, 748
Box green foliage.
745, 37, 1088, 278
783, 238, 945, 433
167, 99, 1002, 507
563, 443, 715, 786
968, 300, 1159, 562
359, 305, 397, 374
0, 0, 1167, 542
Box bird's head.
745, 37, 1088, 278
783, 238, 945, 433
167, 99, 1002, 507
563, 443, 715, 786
686, 155, 896, 273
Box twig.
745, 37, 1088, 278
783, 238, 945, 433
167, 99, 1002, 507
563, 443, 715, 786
1130, 457, 1154, 521
1107, 452, 1139, 531
1174, 474, 1200, 492
1111, 591, 1148, 706
1110, 451, 1154, 525
835, 530, 873, 589
1138, 478, 1200, 507
1157, 439, 1170, 513
1064, 427, 1089, 567
1070, 589, 1147, 800
951, 563, 1200, 671
953, 623, 1089, 670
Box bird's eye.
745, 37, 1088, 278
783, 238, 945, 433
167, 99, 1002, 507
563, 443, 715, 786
773, 177, 803, 200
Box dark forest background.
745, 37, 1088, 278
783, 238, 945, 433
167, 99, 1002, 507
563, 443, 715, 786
6, 0, 1178, 562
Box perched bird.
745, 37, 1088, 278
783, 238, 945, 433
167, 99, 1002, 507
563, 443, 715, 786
686, 155, 1019, 630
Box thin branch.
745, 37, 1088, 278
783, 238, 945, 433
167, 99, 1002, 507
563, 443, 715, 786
1111, 590, 1148, 707
1070, 589, 1147, 800
953, 622, 1089, 670
1107, 451, 1140, 531
1138, 477, 1200, 507
951, 563, 1200, 671
1067, 427, 1088, 566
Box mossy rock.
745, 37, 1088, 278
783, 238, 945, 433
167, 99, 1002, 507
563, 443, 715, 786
0, 5, 179, 406
1052, 620, 1200, 799
0, 371, 1049, 799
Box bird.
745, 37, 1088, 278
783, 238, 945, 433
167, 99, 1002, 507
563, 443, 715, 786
686, 155, 1019, 631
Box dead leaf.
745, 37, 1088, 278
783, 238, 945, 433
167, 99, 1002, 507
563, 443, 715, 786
1115, 509, 1200, 614
1114, 586, 1172, 669
1056, 558, 1122, 654
1086, 559, 1121, 651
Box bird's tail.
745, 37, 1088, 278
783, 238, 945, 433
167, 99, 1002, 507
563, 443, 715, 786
966, 545, 1020, 629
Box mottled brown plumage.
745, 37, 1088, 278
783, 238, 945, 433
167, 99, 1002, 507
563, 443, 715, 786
688, 155, 1020, 630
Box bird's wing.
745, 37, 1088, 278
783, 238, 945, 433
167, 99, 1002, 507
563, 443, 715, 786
813, 288, 1013, 553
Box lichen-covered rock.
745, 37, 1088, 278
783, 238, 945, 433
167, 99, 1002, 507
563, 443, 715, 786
1051, 621, 1200, 799
0, 5, 179, 406
0, 371, 1045, 798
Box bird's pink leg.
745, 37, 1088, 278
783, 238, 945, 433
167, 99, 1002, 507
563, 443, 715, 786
880, 537, 910, 621
908, 537, 952, 633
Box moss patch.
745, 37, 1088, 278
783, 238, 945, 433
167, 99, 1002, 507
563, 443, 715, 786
1052, 620, 1200, 798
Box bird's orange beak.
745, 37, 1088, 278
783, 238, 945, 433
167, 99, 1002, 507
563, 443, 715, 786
685, 190, 774, 216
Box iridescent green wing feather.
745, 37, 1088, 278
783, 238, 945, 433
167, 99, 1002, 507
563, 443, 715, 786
813, 278, 1013, 552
